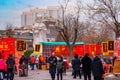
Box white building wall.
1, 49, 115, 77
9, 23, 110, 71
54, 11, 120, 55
21, 6, 62, 26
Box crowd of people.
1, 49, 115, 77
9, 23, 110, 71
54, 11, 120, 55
47, 52, 117, 80
0, 52, 118, 80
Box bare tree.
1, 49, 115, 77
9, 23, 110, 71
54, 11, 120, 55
82, 24, 112, 44
57, 0, 83, 61
88, 0, 120, 39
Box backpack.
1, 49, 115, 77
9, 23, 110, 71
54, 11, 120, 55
57, 61, 63, 70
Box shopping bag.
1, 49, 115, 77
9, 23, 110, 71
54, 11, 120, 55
0, 72, 3, 79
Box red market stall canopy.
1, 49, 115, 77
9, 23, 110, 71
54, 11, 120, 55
40, 42, 85, 56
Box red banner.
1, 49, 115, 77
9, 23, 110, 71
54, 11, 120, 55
86, 44, 101, 55
94, 44, 101, 54
0, 38, 15, 61
54, 46, 69, 56
86, 44, 92, 55
54, 45, 84, 56
73, 45, 84, 56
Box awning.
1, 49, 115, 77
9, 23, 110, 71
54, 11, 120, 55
40, 42, 84, 45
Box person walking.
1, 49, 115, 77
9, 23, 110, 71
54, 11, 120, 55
48, 52, 57, 80
0, 56, 5, 80
19, 55, 28, 66
113, 56, 117, 66
30, 56, 36, 70
19, 55, 28, 76
91, 55, 104, 80
81, 53, 92, 80
6, 54, 15, 80
35, 56, 39, 69
56, 56, 64, 80
63, 58, 69, 75
72, 54, 81, 79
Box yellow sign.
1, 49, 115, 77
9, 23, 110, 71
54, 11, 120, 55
102, 42, 108, 56
34, 44, 40, 54
16, 40, 24, 51
16, 40, 26, 55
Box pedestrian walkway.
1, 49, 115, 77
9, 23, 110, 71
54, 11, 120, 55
14, 68, 87, 80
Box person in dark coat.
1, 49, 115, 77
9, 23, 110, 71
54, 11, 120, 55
56, 56, 64, 80
91, 55, 104, 80
6, 54, 15, 80
19, 55, 28, 76
19, 55, 28, 65
48, 52, 57, 80
81, 53, 92, 80
72, 54, 81, 79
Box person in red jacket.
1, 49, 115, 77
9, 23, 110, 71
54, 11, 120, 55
30, 56, 36, 70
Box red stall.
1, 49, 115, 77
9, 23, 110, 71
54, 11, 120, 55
0, 38, 16, 61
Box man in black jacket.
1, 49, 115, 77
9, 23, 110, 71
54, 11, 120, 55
91, 55, 104, 80
48, 52, 57, 80
6, 54, 15, 80
81, 53, 92, 80
72, 54, 81, 79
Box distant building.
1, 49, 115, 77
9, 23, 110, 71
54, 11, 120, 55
21, 6, 62, 42
21, 6, 62, 26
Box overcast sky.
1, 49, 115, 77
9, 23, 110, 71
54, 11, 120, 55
0, 0, 92, 30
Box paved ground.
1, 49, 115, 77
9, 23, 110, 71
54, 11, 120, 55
14, 68, 87, 80
14, 68, 120, 80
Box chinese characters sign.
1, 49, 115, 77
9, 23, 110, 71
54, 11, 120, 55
35, 44, 40, 52
108, 41, 114, 52
102, 42, 108, 55
102, 42, 108, 52
16, 40, 27, 55
0, 41, 9, 50
16, 40, 25, 51
86, 44, 101, 55
34, 44, 41, 54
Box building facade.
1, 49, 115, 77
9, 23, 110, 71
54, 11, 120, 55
21, 6, 62, 26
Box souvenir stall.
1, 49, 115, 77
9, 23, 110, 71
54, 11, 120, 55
39, 42, 85, 70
